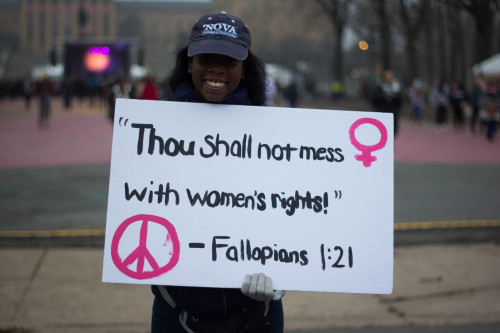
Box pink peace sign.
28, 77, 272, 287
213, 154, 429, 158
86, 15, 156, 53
111, 214, 180, 280
349, 118, 388, 167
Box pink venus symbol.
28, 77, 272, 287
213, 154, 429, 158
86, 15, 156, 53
349, 118, 388, 167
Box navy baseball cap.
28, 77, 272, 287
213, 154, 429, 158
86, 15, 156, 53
188, 12, 251, 61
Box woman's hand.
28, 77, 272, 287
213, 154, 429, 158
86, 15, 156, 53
241, 272, 285, 302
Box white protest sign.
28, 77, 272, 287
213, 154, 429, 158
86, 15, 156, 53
102, 98, 394, 294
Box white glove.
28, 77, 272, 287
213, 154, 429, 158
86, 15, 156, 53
241, 272, 285, 302
272, 289, 286, 301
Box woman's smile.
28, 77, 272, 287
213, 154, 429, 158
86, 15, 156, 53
204, 79, 226, 88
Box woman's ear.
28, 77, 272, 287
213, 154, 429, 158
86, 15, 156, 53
187, 61, 192, 74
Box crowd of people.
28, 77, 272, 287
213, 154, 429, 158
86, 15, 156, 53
1, 65, 498, 141
0, 69, 319, 128
368, 70, 499, 142
426, 77, 499, 141
0, 74, 172, 126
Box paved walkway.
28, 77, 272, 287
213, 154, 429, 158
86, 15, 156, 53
0, 99, 113, 169
1, 244, 499, 332
1, 97, 499, 332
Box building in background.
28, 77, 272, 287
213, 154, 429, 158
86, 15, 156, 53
114, 0, 211, 78
18, 0, 117, 52
0, 0, 333, 86
0, 0, 212, 79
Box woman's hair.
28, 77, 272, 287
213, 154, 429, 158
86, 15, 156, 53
168, 47, 191, 95
168, 46, 267, 106
243, 51, 267, 106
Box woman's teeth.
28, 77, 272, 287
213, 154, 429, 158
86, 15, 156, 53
205, 80, 225, 88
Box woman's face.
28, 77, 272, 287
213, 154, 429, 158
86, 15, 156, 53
189, 54, 244, 102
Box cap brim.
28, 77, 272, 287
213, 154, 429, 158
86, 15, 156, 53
188, 39, 248, 61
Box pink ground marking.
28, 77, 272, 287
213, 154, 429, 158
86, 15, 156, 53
395, 121, 500, 164
0, 115, 113, 169
1, 99, 499, 168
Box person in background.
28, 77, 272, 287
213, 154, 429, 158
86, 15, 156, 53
372, 69, 402, 135
22, 74, 33, 111
35, 74, 53, 128
469, 78, 483, 134
285, 80, 299, 107
449, 80, 468, 130
429, 78, 449, 131
331, 80, 343, 101
108, 77, 132, 121
140, 75, 159, 100
409, 79, 425, 123
480, 85, 499, 142
150, 12, 284, 333
265, 76, 277, 106
61, 76, 75, 110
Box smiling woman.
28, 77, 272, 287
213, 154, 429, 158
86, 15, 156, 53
167, 12, 266, 106
150, 11, 283, 333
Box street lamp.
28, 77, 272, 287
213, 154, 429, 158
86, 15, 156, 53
358, 40, 371, 99
358, 40, 369, 51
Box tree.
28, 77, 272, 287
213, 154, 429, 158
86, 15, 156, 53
435, 1, 449, 81
460, 0, 500, 63
314, 0, 353, 81
447, 1, 467, 81
351, 0, 396, 72
374, 0, 393, 70
398, 0, 429, 85
422, 1, 436, 84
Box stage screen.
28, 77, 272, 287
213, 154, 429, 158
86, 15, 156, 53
64, 43, 130, 78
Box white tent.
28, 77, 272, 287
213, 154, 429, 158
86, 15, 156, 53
265, 63, 294, 87
130, 64, 147, 79
472, 53, 500, 78
31, 64, 64, 80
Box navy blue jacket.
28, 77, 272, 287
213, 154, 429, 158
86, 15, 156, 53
152, 83, 261, 319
